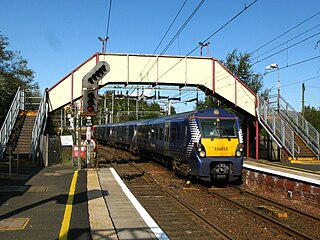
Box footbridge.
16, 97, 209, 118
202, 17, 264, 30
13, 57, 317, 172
47, 52, 320, 162
1, 53, 318, 170
48, 53, 256, 116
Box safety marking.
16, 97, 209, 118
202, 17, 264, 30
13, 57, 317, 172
0, 218, 30, 230
261, 161, 320, 175
58, 170, 78, 240
109, 167, 169, 240
243, 163, 320, 186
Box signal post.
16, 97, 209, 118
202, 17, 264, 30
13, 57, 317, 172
80, 61, 110, 169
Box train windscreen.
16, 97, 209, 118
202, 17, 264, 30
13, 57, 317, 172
199, 119, 237, 138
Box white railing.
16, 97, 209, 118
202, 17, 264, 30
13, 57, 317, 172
257, 94, 299, 159
30, 90, 48, 163
276, 95, 319, 159
270, 96, 320, 159
0, 87, 24, 150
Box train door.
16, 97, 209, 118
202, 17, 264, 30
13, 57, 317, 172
149, 126, 156, 149
164, 121, 170, 155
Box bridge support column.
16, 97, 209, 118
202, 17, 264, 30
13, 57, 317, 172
256, 118, 259, 160
246, 122, 250, 159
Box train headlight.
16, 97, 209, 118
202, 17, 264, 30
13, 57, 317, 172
199, 151, 206, 158
235, 150, 242, 157
235, 143, 244, 157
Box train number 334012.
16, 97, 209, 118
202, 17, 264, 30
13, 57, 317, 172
214, 147, 228, 151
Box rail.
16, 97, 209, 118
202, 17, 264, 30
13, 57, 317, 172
30, 89, 48, 163
276, 95, 319, 159
256, 94, 299, 159
0, 87, 25, 150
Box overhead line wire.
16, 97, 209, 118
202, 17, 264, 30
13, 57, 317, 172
131, 0, 258, 105
185, 0, 258, 57
251, 23, 320, 61
156, 0, 258, 83
154, 0, 188, 55
263, 55, 320, 74
130, 0, 188, 94
105, 0, 113, 51
281, 75, 320, 88
250, 11, 320, 55
252, 31, 320, 65
130, 0, 204, 96
160, 0, 206, 55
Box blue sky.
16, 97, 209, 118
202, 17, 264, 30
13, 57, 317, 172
1, 0, 320, 112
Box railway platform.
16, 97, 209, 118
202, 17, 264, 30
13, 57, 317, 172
0, 164, 167, 240
243, 158, 320, 185
0, 160, 319, 239
243, 159, 320, 207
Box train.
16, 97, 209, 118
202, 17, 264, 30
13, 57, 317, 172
93, 108, 244, 184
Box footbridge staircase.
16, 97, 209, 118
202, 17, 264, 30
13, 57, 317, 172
257, 93, 319, 162
0, 87, 48, 172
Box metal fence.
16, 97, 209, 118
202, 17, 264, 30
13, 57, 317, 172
256, 94, 299, 159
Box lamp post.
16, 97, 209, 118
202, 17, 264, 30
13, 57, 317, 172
265, 63, 280, 111
266, 63, 281, 162
199, 41, 210, 56
98, 37, 109, 53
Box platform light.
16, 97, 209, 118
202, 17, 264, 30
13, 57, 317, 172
82, 61, 110, 89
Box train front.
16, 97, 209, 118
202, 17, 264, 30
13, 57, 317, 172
188, 109, 244, 183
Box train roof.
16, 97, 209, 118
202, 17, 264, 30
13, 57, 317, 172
144, 108, 238, 123
94, 108, 238, 128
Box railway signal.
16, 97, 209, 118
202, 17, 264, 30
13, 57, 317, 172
82, 61, 110, 116
82, 89, 98, 115
82, 61, 110, 88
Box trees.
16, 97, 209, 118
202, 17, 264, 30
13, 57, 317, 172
0, 33, 37, 123
222, 49, 264, 94
197, 49, 266, 110
98, 90, 168, 123
304, 105, 320, 132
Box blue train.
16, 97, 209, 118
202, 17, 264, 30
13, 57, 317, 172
94, 108, 244, 183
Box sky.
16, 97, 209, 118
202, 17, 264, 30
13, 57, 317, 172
1, 0, 320, 113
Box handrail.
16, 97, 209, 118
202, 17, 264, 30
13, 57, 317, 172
0, 87, 24, 149
256, 94, 299, 159
275, 95, 319, 159
30, 89, 48, 163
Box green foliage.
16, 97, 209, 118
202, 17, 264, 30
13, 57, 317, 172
0, 33, 37, 123
197, 95, 219, 110
197, 49, 266, 110
98, 90, 168, 122
221, 49, 264, 94
304, 105, 320, 132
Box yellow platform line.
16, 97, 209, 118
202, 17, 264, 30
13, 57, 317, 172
59, 170, 78, 240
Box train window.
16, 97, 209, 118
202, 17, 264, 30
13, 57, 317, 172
155, 128, 159, 140
165, 126, 169, 142
199, 119, 219, 137
159, 128, 163, 140
171, 128, 176, 142
199, 119, 237, 138
220, 120, 237, 137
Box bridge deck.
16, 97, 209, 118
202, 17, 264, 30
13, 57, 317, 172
48, 52, 256, 116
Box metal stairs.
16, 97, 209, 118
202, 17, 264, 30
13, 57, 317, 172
257, 94, 319, 162
277, 95, 319, 162
0, 88, 48, 168
13, 112, 37, 155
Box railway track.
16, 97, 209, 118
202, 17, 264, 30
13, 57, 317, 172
109, 156, 233, 240
200, 185, 320, 240
97, 145, 320, 239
